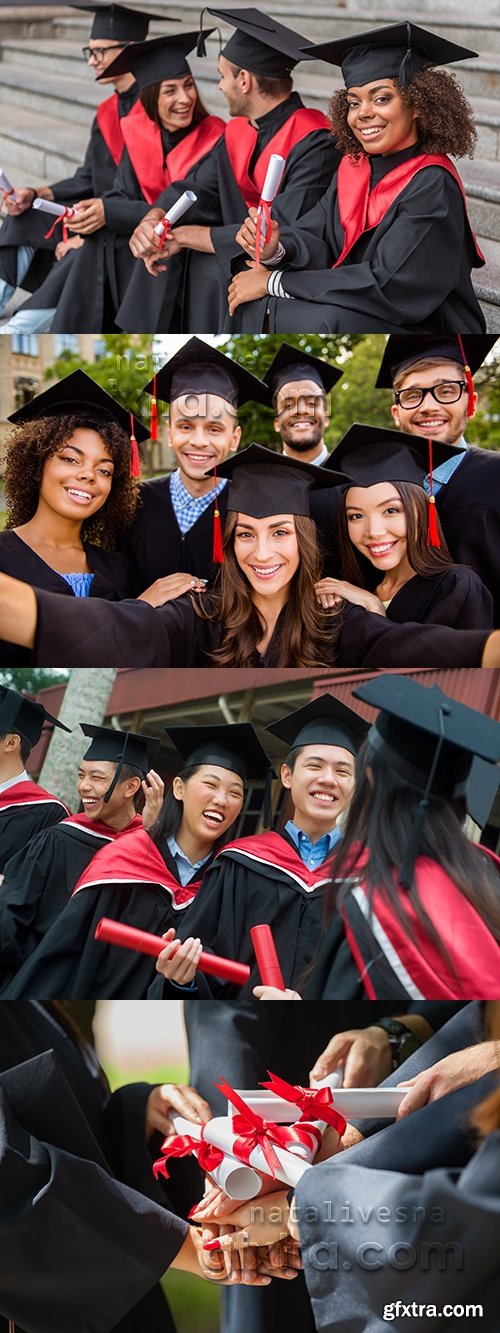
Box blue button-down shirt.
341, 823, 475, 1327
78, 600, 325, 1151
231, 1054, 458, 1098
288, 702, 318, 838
285, 819, 341, 868
169, 469, 227, 534
166, 835, 212, 886
424, 437, 468, 497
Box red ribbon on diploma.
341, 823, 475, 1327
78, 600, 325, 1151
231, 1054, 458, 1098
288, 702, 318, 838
156, 218, 171, 253
260, 1071, 347, 1137
214, 1078, 320, 1176
254, 198, 273, 268
153, 1133, 224, 1181
43, 207, 73, 243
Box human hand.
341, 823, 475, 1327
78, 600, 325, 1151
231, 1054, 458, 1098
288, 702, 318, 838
3, 187, 38, 215
235, 207, 280, 262
145, 1074, 212, 1140
315, 578, 386, 614
55, 235, 84, 260
310, 1025, 394, 1087
253, 985, 301, 1000
68, 198, 105, 233
227, 264, 269, 317
396, 1041, 500, 1119
129, 211, 164, 258
141, 768, 164, 829
199, 1190, 291, 1250
482, 631, 500, 666
154, 927, 202, 987
138, 573, 207, 606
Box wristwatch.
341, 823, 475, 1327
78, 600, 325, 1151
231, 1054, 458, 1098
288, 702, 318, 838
371, 1018, 422, 1070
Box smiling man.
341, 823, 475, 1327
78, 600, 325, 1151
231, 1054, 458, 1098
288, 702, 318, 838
121, 338, 271, 595
263, 342, 342, 466
163, 694, 369, 999
0, 725, 162, 990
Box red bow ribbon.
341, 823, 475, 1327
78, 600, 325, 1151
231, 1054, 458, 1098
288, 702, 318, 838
261, 1072, 347, 1138
43, 207, 73, 243
156, 217, 171, 253
153, 1133, 224, 1181
214, 1078, 318, 1177
254, 199, 273, 267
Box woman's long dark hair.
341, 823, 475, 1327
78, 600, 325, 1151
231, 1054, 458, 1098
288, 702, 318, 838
338, 481, 455, 591
148, 764, 243, 859
325, 739, 500, 965
197, 512, 338, 667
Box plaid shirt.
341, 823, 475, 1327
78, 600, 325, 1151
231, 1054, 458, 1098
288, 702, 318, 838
169, 468, 227, 534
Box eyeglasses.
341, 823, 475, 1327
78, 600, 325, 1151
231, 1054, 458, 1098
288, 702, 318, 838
82, 44, 126, 61
394, 381, 467, 409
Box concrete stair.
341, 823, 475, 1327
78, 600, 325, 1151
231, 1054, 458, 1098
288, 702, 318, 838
1, 4, 500, 327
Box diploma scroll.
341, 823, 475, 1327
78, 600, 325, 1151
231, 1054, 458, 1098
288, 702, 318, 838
32, 196, 79, 241
250, 924, 285, 989
196, 1114, 312, 1189
169, 1113, 263, 1200
0, 168, 17, 205
230, 1086, 406, 1121
154, 189, 197, 250
255, 153, 285, 266
94, 917, 251, 986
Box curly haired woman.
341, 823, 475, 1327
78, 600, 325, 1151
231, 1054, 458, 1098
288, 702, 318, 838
228, 22, 486, 334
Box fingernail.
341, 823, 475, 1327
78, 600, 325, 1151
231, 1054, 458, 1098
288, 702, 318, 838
203, 1239, 222, 1251
188, 1204, 201, 1220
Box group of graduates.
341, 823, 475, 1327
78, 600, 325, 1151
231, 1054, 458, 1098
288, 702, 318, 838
0, 333, 500, 668
1, 668, 500, 1001
0, 3, 490, 334
1, 998, 500, 1332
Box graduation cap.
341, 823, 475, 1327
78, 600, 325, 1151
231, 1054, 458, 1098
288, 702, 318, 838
263, 342, 343, 402
466, 757, 500, 831
215, 442, 349, 519
8, 369, 149, 479
164, 722, 276, 824
375, 335, 498, 420
0, 687, 71, 748
72, 3, 164, 41
326, 423, 462, 548
80, 723, 161, 801
199, 6, 315, 76
303, 21, 477, 89
98, 31, 208, 87
353, 674, 500, 888
266, 692, 369, 759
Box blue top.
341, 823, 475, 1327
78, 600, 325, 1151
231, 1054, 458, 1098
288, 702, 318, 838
424, 437, 468, 497
169, 469, 227, 534
285, 819, 342, 868
166, 834, 212, 887
61, 572, 94, 597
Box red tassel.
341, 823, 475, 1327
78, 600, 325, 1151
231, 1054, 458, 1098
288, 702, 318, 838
457, 335, 475, 417
130, 412, 141, 479
212, 506, 224, 563
150, 373, 158, 441
426, 437, 440, 548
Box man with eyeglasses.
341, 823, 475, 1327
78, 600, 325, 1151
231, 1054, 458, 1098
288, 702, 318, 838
376, 335, 500, 623
0, 3, 158, 325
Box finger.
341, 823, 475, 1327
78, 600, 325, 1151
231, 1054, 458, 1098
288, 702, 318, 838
396, 1080, 431, 1118
310, 1033, 355, 1081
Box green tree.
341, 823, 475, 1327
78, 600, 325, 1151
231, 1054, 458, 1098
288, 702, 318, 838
43, 335, 160, 472
0, 669, 69, 692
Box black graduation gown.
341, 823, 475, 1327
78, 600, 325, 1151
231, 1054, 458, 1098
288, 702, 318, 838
0, 528, 131, 666
0, 86, 138, 298
235, 143, 486, 334
30, 581, 491, 667
119, 476, 231, 593
435, 448, 500, 625
384, 566, 494, 629
0, 1005, 187, 1333
0, 781, 69, 874
0, 813, 143, 990
116, 93, 339, 335
3, 835, 210, 999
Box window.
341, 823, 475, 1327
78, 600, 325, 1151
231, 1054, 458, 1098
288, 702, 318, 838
11, 333, 39, 356
54, 335, 79, 356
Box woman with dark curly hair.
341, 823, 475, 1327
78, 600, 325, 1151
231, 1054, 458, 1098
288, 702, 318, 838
227, 22, 486, 334
315, 424, 494, 630
0, 369, 149, 664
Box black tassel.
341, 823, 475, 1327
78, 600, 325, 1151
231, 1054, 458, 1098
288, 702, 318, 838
197, 6, 208, 57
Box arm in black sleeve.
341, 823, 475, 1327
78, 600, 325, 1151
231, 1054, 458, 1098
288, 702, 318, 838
50, 121, 98, 202
102, 149, 153, 233
337, 600, 488, 667
33, 589, 206, 667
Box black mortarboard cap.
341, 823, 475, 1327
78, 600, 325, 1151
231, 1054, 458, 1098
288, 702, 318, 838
375, 335, 498, 388
72, 3, 162, 41
99, 31, 207, 87
203, 6, 315, 76
215, 442, 349, 518
466, 757, 500, 832
163, 722, 274, 784
326, 423, 461, 487
0, 687, 71, 747
80, 723, 160, 801
264, 342, 342, 400
303, 21, 477, 89
143, 337, 271, 410
8, 368, 149, 443
266, 692, 369, 758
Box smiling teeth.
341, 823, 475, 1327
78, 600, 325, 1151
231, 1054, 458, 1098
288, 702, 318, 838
311, 792, 336, 802
67, 489, 93, 499
369, 544, 395, 555
252, 565, 281, 576
204, 810, 224, 823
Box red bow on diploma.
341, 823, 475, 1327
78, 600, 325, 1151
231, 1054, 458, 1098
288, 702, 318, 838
214, 1078, 319, 1176
156, 218, 171, 253
43, 207, 73, 243
261, 1071, 347, 1137
153, 1132, 224, 1181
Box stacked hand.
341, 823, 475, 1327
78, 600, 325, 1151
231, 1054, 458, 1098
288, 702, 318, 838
191, 1184, 301, 1281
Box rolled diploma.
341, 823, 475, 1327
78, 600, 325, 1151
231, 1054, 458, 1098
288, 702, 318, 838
232, 1086, 406, 1121
32, 198, 78, 218
0, 169, 15, 194
169, 1112, 263, 1200
258, 153, 285, 237
154, 189, 197, 235
94, 917, 250, 986
201, 1115, 312, 1189
250, 923, 285, 989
